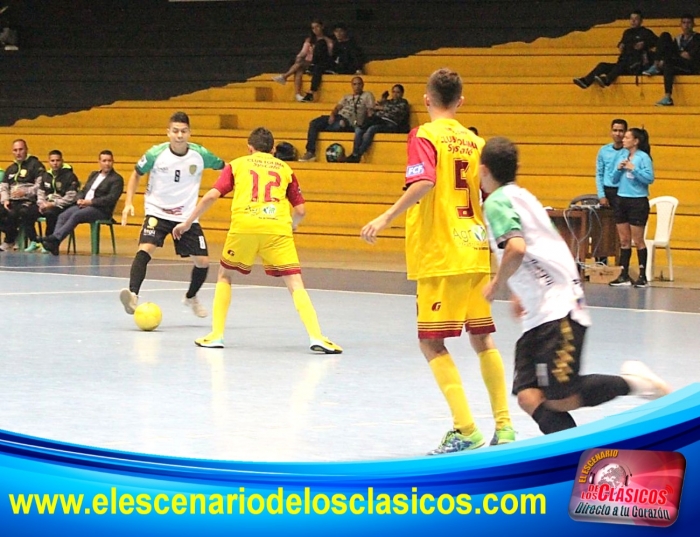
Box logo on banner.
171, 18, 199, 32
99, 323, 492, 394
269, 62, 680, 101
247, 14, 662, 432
569, 448, 685, 527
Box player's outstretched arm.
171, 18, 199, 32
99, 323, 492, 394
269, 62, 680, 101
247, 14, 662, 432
121, 170, 142, 226
172, 188, 222, 239
483, 236, 526, 302
360, 179, 433, 244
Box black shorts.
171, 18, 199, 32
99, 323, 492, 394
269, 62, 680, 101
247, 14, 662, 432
603, 186, 619, 212
615, 196, 649, 226
138, 215, 208, 257
512, 314, 586, 400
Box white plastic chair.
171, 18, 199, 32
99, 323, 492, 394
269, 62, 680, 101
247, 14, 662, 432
645, 196, 679, 282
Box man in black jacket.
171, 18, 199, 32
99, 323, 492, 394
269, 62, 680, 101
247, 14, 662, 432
41, 150, 123, 256
0, 139, 45, 251
573, 10, 657, 89
643, 14, 700, 106
332, 23, 365, 75
33, 149, 80, 250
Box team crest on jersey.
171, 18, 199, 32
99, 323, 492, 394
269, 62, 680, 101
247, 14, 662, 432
147, 217, 158, 228
262, 205, 277, 216
137, 155, 148, 168
189, 165, 197, 175
406, 163, 425, 178
471, 225, 486, 242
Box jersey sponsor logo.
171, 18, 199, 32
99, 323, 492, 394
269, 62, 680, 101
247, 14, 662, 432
162, 206, 184, 216
142, 228, 156, 237
406, 163, 425, 177
431, 302, 442, 311
147, 217, 158, 228
471, 225, 486, 242
189, 164, 198, 175
137, 155, 148, 169
227, 249, 235, 257
156, 166, 169, 173
262, 205, 277, 216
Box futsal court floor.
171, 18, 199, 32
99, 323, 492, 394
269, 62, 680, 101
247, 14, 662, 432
0, 248, 698, 462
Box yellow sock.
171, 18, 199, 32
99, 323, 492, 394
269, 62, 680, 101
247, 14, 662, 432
478, 349, 512, 429
211, 281, 231, 336
429, 354, 475, 435
292, 289, 322, 340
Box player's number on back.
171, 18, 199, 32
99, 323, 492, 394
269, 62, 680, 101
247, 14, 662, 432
250, 170, 281, 203
454, 159, 473, 217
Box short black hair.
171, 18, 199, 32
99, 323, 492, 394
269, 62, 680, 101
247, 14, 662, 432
681, 14, 694, 22
467, 126, 479, 136
481, 137, 519, 185
631, 9, 643, 18
333, 22, 348, 31
49, 149, 63, 158
392, 84, 405, 94
169, 111, 190, 125
628, 127, 651, 157
427, 68, 462, 108
248, 127, 275, 153
611, 118, 628, 130
99, 150, 114, 158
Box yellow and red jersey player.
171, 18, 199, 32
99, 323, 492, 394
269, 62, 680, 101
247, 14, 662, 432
361, 68, 513, 454
173, 127, 342, 354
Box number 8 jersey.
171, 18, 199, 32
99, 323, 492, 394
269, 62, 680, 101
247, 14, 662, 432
136, 142, 224, 222
212, 151, 305, 236
404, 118, 490, 280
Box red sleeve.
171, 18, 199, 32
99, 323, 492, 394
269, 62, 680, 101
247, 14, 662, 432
405, 128, 437, 187
212, 164, 234, 196
286, 173, 305, 207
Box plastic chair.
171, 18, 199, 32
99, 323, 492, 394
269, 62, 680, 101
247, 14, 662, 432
644, 196, 678, 282
66, 219, 116, 255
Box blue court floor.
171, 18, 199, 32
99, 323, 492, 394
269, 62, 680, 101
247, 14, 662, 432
0, 253, 698, 461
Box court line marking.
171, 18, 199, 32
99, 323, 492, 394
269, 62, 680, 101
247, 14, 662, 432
1, 268, 698, 315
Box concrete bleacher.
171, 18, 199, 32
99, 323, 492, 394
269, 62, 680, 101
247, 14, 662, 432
1, 15, 698, 267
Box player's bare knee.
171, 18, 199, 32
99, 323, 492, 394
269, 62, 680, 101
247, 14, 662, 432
193, 256, 209, 268
469, 332, 493, 353
419, 339, 448, 361
517, 389, 545, 415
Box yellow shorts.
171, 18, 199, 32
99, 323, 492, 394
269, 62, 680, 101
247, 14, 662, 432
416, 273, 495, 339
220, 233, 301, 277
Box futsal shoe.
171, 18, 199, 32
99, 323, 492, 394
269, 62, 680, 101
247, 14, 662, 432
489, 425, 516, 446
609, 274, 632, 287
310, 337, 343, 354
195, 333, 225, 348
119, 288, 138, 315
428, 428, 485, 455
620, 360, 672, 400
183, 295, 208, 318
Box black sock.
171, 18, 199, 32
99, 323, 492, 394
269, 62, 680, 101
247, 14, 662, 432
186, 266, 209, 299
129, 250, 151, 295
637, 248, 648, 276
578, 374, 630, 406
619, 248, 632, 276
532, 403, 577, 434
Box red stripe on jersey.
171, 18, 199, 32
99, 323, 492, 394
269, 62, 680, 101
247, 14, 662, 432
213, 164, 234, 196
405, 129, 437, 187
286, 173, 305, 207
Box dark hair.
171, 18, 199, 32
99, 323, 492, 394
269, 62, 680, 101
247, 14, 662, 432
169, 111, 190, 126
629, 127, 651, 157
99, 150, 114, 158
392, 84, 405, 95
309, 19, 325, 44
333, 22, 348, 31
681, 14, 694, 22
248, 127, 275, 153
611, 118, 628, 130
481, 137, 519, 185
467, 126, 479, 136
427, 68, 462, 108
48, 149, 63, 158
631, 9, 643, 19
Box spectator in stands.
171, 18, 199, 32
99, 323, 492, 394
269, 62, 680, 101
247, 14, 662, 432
0, 4, 18, 51
41, 150, 123, 256
299, 76, 375, 162
346, 84, 410, 163
272, 19, 334, 103
35, 150, 80, 251
608, 128, 654, 288
0, 139, 45, 252
467, 126, 479, 135
331, 23, 366, 75
642, 14, 700, 106
573, 10, 657, 89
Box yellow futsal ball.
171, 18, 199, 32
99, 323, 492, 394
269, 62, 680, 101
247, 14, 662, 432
134, 302, 162, 331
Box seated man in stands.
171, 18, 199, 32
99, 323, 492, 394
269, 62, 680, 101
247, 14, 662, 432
41, 150, 123, 256
0, 139, 45, 252
573, 10, 657, 89
299, 76, 375, 162
346, 84, 410, 163
643, 14, 700, 106
33, 150, 80, 252
331, 23, 366, 74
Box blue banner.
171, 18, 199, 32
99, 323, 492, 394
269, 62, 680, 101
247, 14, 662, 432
2, 385, 698, 536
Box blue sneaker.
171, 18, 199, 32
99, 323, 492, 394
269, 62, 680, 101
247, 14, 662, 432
643, 65, 660, 76
24, 241, 40, 252
656, 95, 674, 106
428, 428, 485, 455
